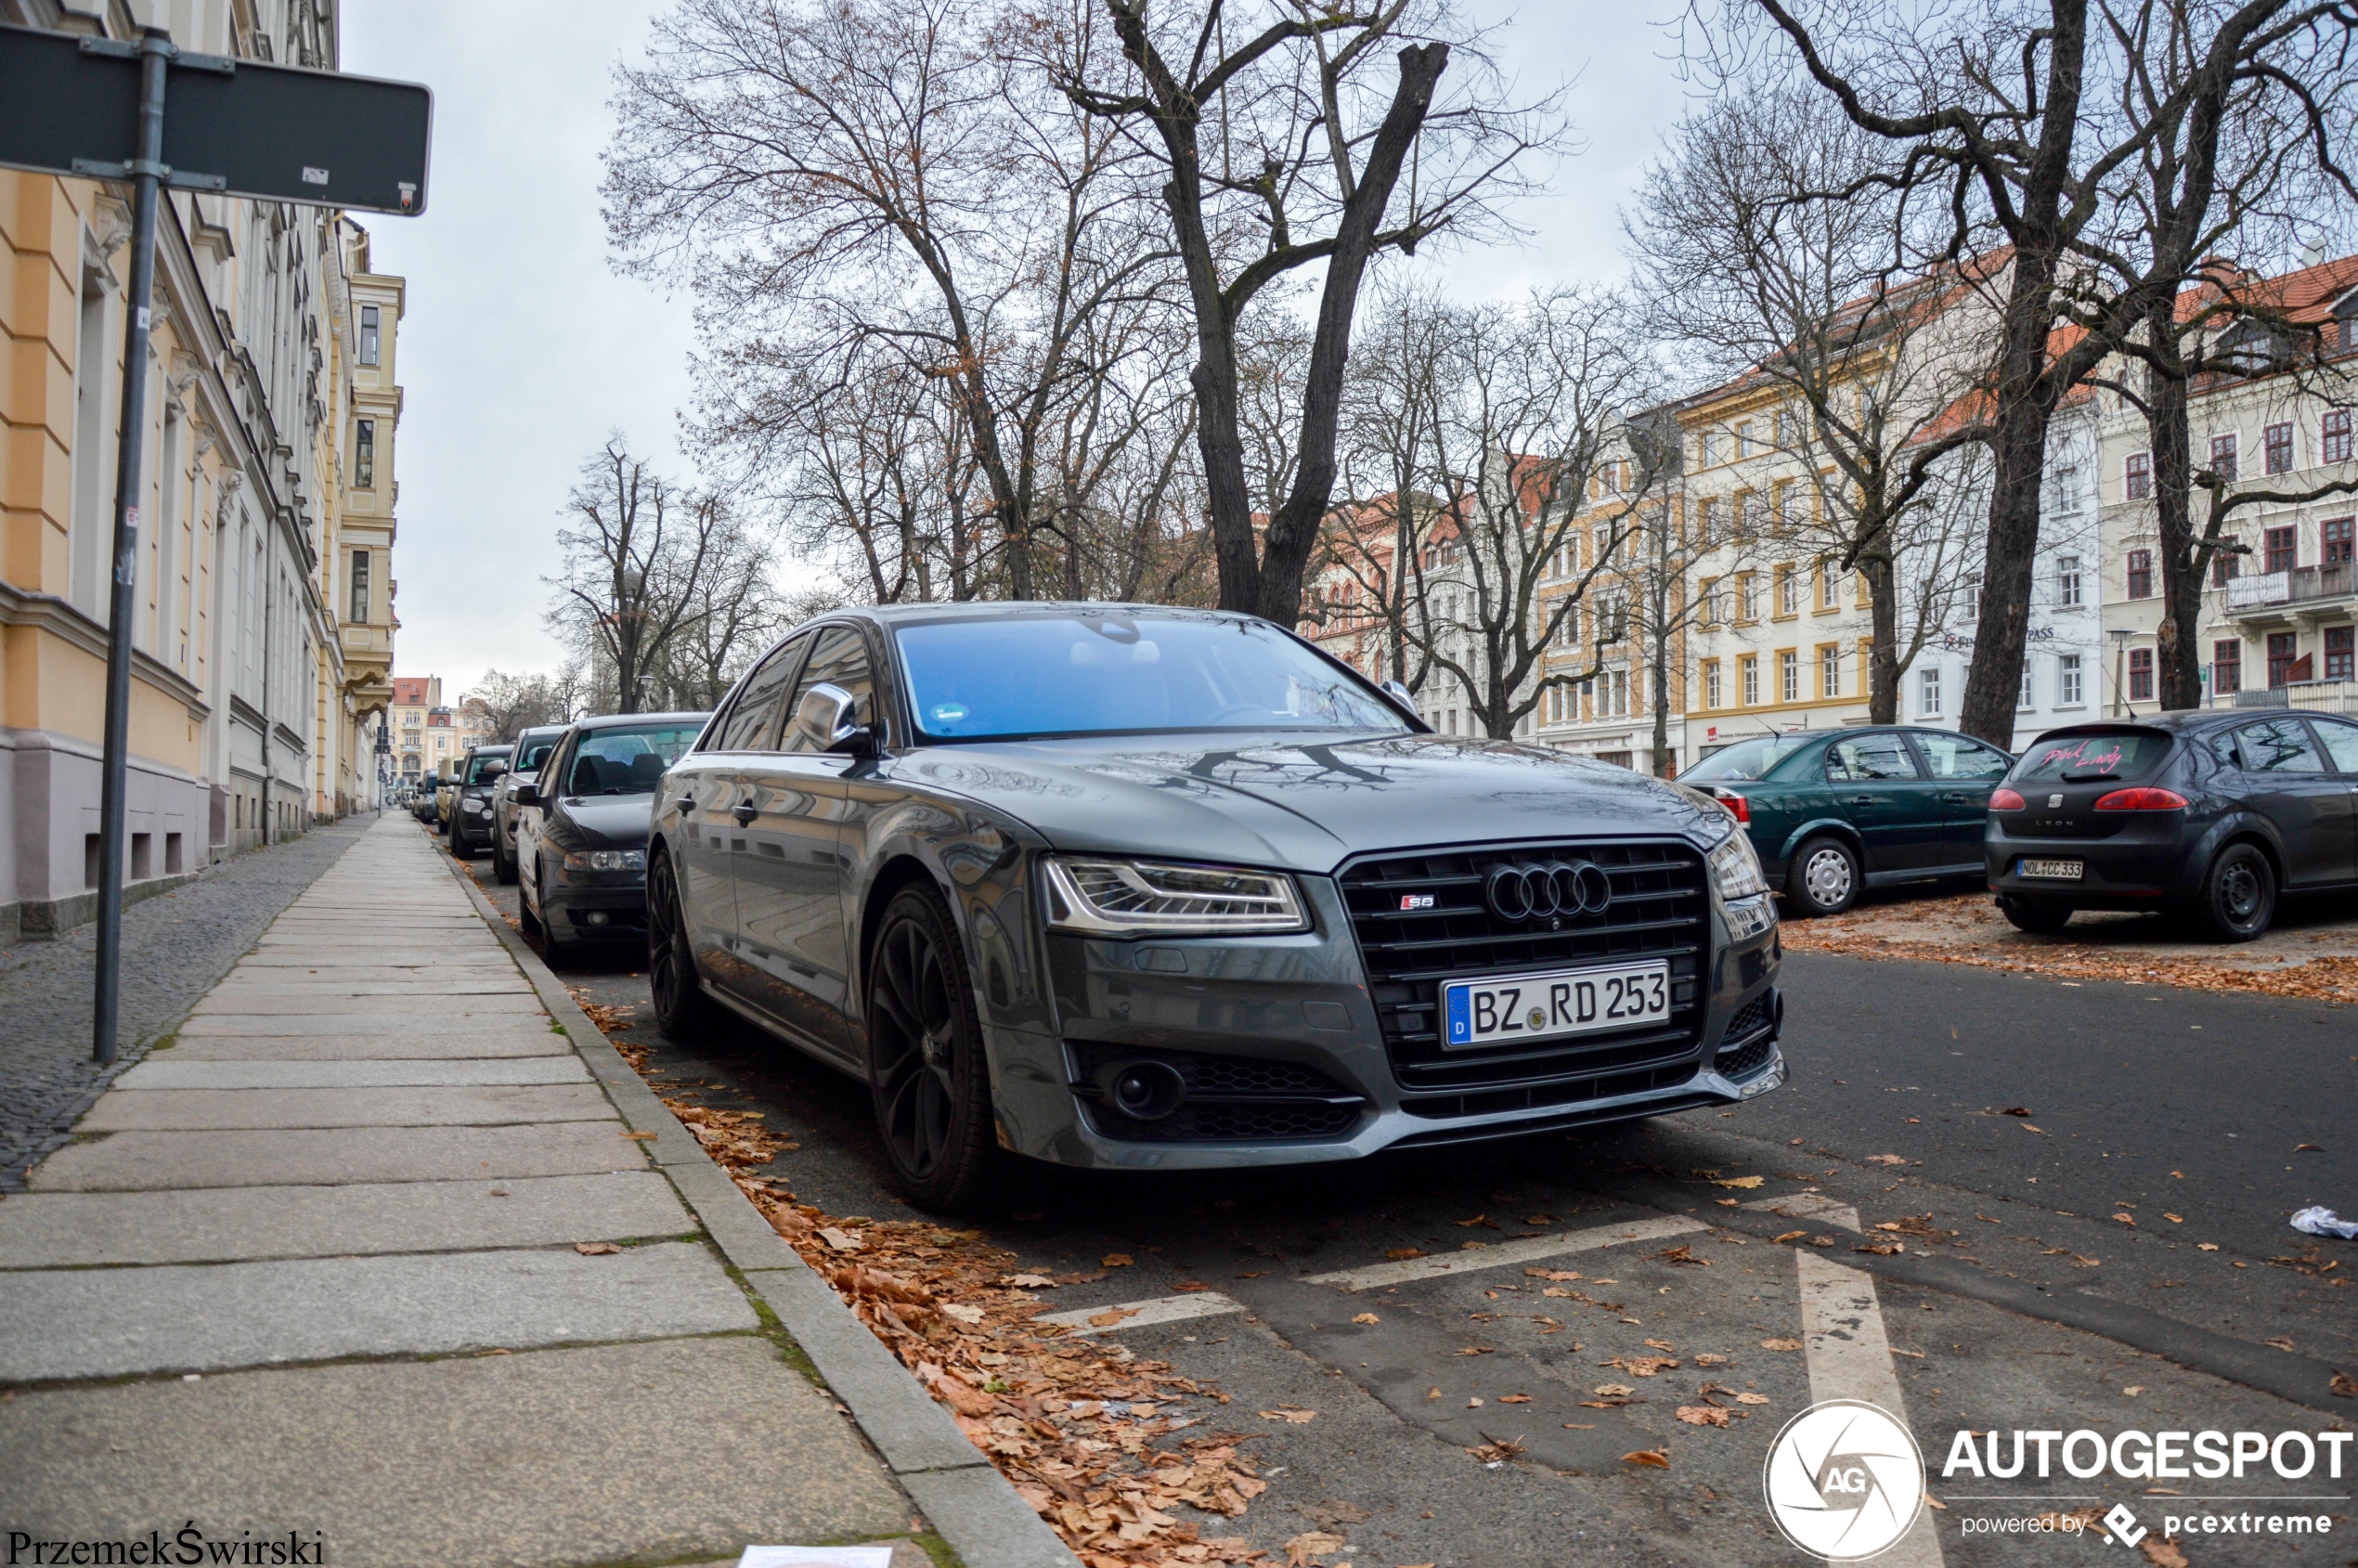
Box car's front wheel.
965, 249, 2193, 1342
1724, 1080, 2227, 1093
648, 850, 718, 1041
1997, 896, 2073, 934
1785, 835, 1861, 917
2195, 841, 2275, 942
518, 863, 545, 942
865, 883, 1001, 1212
491, 825, 517, 885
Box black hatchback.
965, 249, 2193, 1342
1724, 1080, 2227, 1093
1986, 710, 2358, 940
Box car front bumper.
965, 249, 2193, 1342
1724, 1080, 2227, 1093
541, 879, 649, 940
984, 872, 1783, 1172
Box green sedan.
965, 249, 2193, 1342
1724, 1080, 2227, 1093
1678, 726, 2014, 916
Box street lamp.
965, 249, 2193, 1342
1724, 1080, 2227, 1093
2108, 627, 2133, 717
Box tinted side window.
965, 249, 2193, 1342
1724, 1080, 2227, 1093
2313, 718, 2358, 773
784, 627, 875, 754
2237, 719, 2327, 773
1913, 734, 2010, 780
712, 636, 809, 752
1826, 734, 1922, 782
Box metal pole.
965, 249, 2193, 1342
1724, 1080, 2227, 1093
92, 29, 173, 1067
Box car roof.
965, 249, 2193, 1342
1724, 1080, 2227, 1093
568, 710, 711, 731
830, 602, 1264, 628
2031, 711, 2244, 736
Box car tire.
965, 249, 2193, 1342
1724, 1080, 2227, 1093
492, 828, 517, 886
518, 866, 545, 942
865, 881, 1003, 1212
648, 849, 719, 1042
1785, 835, 1861, 917
1997, 896, 2073, 934
2194, 841, 2275, 943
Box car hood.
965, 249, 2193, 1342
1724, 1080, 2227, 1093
553, 794, 656, 848
892, 732, 1727, 873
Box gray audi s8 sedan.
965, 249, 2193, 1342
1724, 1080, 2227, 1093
648, 604, 1785, 1209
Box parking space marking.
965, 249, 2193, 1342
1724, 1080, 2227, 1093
1300, 1213, 1707, 1292
1033, 1290, 1247, 1336
1798, 1250, 1947, 1566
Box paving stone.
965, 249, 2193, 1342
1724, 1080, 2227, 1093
189, 991, 541, 1016
26, 1121, 648, 1190
0, 1339, 911, 1568
0, 1172, 693, 1267
77, 1082, 615, 1131
114, 1056, 590, 1090
174, 1013, 558, 1038
163, 1030, 572, 1060
0, 1241, 757, 1380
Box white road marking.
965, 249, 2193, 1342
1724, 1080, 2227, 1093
1300, 1213, 1707, 1291
1033, 1290, 1246, 1336
1797, 1251, 1947, 1566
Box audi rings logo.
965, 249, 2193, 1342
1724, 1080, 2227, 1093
1762, 1400, 1927, 1562
1483, 860, 1612, 922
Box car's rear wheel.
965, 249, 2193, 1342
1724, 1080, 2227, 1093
2195, 842, 2275, 942
866, 883, 1001, 1212
648, 850, 718, 1042
1997, 896, 2073, 934
518, 864, 545, 942
1785, 835, 1860, 917
492, 825, 517, 885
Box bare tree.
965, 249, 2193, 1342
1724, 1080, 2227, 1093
1045, 0, 1559, 630
463, 670, 576, 744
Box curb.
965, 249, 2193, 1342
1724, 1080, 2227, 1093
434, 835, 1079, 1568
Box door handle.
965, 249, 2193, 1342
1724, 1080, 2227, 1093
732, 800, 758, 826
1846, 795, 1877, 806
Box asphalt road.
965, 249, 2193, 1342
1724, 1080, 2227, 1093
444, 830, 2356, 1565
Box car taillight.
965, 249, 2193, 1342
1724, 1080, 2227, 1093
1714, 790, 1751, 823
2092, 786, 2187, 811
1989, 787, 2026, 810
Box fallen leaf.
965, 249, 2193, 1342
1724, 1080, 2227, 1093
1771, 1230, 1807, 1244
2139, 1536, 2189, 1568
2196, 1242, 2220, 1251
2023, 1124, 2046, 1134
1655, 1243, 1710, 1267
1562, 1423, 1597, 1430
1087, 1306, 1137, 1328
1282, 1530, 1346, 1567
1259, 1406, 1317, 1424
1866, 1154, 1908, 1166
573, 1241, 621, 1255
1384, 1248, 1425, 1261
1522, 1215, 1556, 1225
1454, 1346, 1496, 1356
1453, 1214, 1499, 1228
1172, 1280, 1211, 1292
1004, 1273, 1055, 1289
1351, 1312, 1380, 1325
1470, 1435, 1525, 1463
1759, 1338, 1803, 1352
2265, 1335, 2296, 1352
2113, 1212, 2138, 1226
941, 1302, 985, 1325
1593, 1383, 1637, 1397
1524, 1267, 1581, 1282
1542, 1287, 1574, 1299
817, 1227, 864, 1251
2329, 1371, 2358, 1398
1497, 1393, 1532, 1404
1735, 1392, 1770, 1406
1711, 1175, 1765, 1189
2295, 1142, 2323, 1152
620, 1130, 659, 1140
2123, 1385, 2145, 1397
1692, 1354, 1728, 1366
1676, 1405, 1732, 1427
1622, 1449, 1671, 1468
1855, 1241, 1904, 1256
1101, 1252, 1134, 1267
2000, 1107, 2033, 1117
1715, 1198, 1740, 1208
1644, 1339, 1676, 1352
1466, 1395, 1483, 1407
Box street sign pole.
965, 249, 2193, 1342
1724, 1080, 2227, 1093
91, 29, 171, 1067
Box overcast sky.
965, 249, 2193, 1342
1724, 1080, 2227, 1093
343, 1, 1702, 701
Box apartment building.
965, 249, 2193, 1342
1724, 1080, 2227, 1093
0, 0, 402, 937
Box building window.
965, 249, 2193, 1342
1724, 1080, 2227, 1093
1704, 661, 1723, 708
359, 304, 380, 367
354, 419, 375, 488
2324, 516, 2354, 568
1697, 496, 1717, 544
1700, 577, 1718, 626
2265, 525, 2299, 574
2326, 626, 2355, 680
2324, 408, 2352, 465
2265, 421, 2294, 474
1605, 668, 1630, 717
348, 550, 369, 624
2128, 646, 2154, 703
1772, 482, 1794, 532
2126, 548, 2153, 599
2019, 660, 2036, 709
2211, 537, 2241, 586
1776, 564, 1798, 616
1734, 492, 1753, 536
2056, 554, 2082, 606
2213, 640, 2242, 694
2058, 654, 2083, 706
2209, 433, 2238, 483
1738, 575, 1758, 620
1817, 558, 1837, 610
1820, 644, 1839, 698
2268, 630, 2300, 687
1919, 664, 1942, 716
1697, 431, 1717, 467
1780, 650, 1799, 704
2125, 451, 2151, 500
1737, 421, 1754, 459
1741, 656, 1759, 706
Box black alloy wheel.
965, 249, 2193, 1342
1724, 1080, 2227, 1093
2196, 841, 2275, 943
648, 850, 717, 1041
865, 883, 1000, 1212
1785, 834, 1861, 917
1997, 896, 2073, 934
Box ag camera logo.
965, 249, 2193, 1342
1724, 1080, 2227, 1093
1763, 1399, 1927, 1561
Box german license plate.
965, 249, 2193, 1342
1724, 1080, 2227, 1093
2018, 859, 2084, 880
1443, 960, 1670, 1050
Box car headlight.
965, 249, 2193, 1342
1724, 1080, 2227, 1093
563, 849, 646, 874
1043, 856, 1308, 936
1704, 827, 1770, 903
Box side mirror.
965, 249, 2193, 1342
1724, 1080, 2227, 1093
511, 783, 539, 809
1380, 679, 1418, 716
796, 681, 877, 757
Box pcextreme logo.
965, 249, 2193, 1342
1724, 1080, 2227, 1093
1762, 1399, 1927, 1562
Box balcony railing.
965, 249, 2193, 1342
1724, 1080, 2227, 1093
2224, 563, 2357, 613
2222, 678, 2358, 715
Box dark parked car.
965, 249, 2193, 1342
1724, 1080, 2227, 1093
514, 713, 710, 953
447, 745, 514, 857
492, 724, 569, 885
1987, 711, 2358, 940
1679, 726, 2013, 916
644, 604, 1786, 1211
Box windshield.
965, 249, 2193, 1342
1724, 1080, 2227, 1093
463, 752, 510, 785
2012, 730, 2173, 784
563, 724, 703, 796
517, 738, 559, 772
1681, 733, 1815, 783
894, 614, 1406, 742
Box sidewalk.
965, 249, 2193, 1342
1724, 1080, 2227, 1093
0, 815, 951, 1567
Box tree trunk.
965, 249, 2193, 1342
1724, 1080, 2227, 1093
1651, 625, 1673, 776
2145, 311, 2205, 710
1861, 550, 1899, 724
